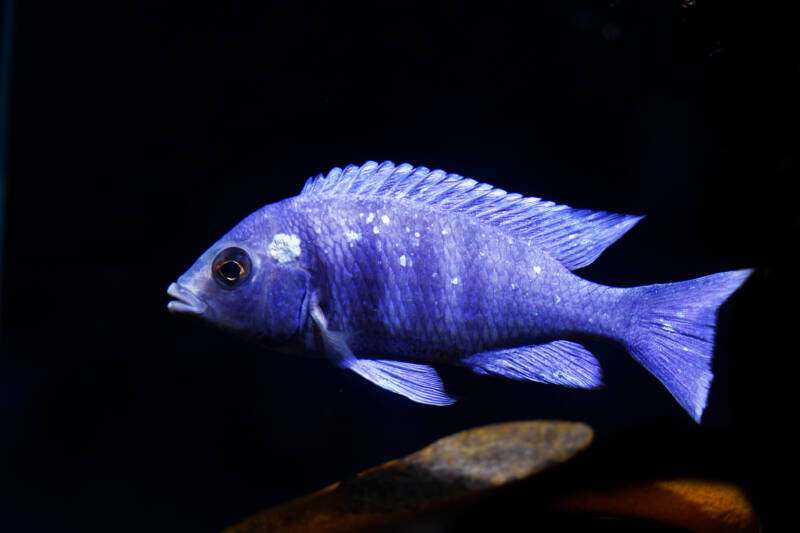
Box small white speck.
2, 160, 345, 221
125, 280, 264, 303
344, 230, 361, 242
405, 226, 410, 232
373, 225, 380, 234
359, 212, 364, 218
441, 228, 450, 235
366, 213, 375, 223
568, 233, 577, 240
381, 215, 390, 225
451, 277, 460, 285
414, 232, 420, 238
533, 266, 542, 275
555, 295, 561, 304
479, 251, 486, 257
398, 255, 410, 267
677, 311, 686, 318
511, 283, 517, 290
268, 233, 302, 263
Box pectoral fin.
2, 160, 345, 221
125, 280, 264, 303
310, 302, 455, 405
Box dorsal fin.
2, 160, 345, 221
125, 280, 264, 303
300, 161, 643, 270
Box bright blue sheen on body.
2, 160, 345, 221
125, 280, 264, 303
167, 161, 752, 422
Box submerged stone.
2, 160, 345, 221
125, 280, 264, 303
225, 420, 593, 533
553, 478, 759, 532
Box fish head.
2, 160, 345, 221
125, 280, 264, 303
167, 211, 311, 346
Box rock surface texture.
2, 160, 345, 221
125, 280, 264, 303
225, 420, 593, 533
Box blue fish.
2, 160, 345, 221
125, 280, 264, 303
167, 161, 752, 422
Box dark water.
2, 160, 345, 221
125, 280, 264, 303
1, 1, 793, 531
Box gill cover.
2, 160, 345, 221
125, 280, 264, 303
262, 264, 310, 344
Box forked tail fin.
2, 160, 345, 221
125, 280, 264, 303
625, 269, 753, 422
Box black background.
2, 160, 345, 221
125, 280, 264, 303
1, 1, 795, 531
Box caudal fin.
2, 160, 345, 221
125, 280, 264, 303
625, 269, 753, 422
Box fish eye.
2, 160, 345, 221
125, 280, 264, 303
212, 247, 252, 289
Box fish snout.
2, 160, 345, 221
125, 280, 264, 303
166, 282, 207, 315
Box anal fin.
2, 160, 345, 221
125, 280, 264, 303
463, 340, 603, 389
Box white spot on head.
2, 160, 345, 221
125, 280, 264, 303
533, 266, 542, 275
381, 215, 390, 225
344, 230, 361, 243
451, 277, 460, 285
366, 213, 375, 223
373, 225, 380, 234
268, 233, 302, 263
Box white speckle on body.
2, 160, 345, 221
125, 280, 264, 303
555, 295, 561, 304
344, 230, 361, 243
533, 265, 542, 274
451, 277, 460, 285
568, 233, 577, 240
373, 225, 380, 234
366, 213, 375, 223
398, 254, 411, 267
677, 311, 686, 318
511, 283, 517, 290
441, 228, 449, 235
381, 215, 390, 225
268, 233, 302, 263
414, 231, 420, 238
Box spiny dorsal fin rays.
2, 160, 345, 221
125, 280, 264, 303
301, 161, 644, 271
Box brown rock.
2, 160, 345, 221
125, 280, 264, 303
552, 478, 759, 533
225, 420, 594, 533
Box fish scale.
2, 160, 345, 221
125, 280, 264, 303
167, 161, 752, 421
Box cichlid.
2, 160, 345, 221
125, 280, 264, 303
167, 161, 752, 422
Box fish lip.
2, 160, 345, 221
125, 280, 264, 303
166, 282, 207, 315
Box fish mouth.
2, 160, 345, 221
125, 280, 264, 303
166, 282, 207, 315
